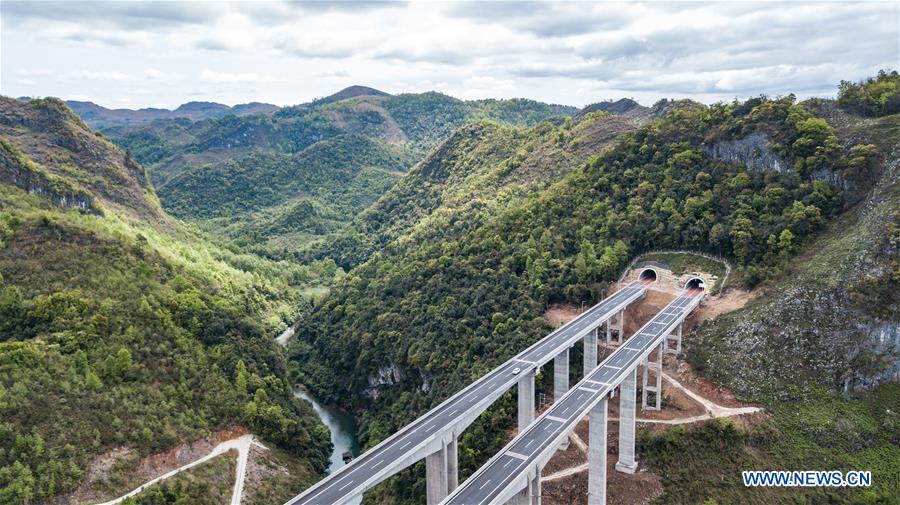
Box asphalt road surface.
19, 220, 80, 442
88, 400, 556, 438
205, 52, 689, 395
285, 282, 647, 505
443, 290, 702, 505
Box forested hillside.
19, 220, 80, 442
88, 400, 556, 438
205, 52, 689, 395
103, 88, 577, 257
291, 82, 896, 503
0, 97, 332, 504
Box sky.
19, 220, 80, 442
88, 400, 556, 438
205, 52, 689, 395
2, 1, 898, 109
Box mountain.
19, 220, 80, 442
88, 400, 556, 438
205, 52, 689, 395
312, 85, 391, 105
0, 97, 332, 503
101, 90, 579, 257
65, 99, 280, 129
288, 79, 898, 504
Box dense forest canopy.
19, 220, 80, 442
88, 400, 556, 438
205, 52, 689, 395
0, 97, 331, 504
290, 90, 889, 504
838, 69, 900, 117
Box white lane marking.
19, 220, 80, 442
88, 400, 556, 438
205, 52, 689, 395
338, 480, 356, 491
479, 479, 493, 490
399, 440, 411, 450
546, 415, 567, 423
372, 458, 385, 469
425, 424, 436, 432
579, 386, 600, 393
507, 451, 529, 461
525, 439, 535, 449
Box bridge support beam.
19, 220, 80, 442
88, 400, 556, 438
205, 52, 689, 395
518, 369, 535, 431
554, 349, 570, 449
588, 397, 608, 505
665, 322, 683, 354
584, 327, 597, 376
641, 342, 664, 411
615, 368, 638, 474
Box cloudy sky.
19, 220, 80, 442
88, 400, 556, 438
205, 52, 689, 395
2, 1, 898, 109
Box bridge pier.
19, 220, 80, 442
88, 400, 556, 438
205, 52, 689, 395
554, 349, 570, 450
528, 473, 541, 505
641, 342, 663, 411
584, 327, 597, 376
588, 397, 608, 505
518, 368, 535, 430
425, 434, 458, 504
425, 442, 448, 504
447, 436, 458, 492
615, 368, 638, 474
605, 310, 625, 345
665, 322, 683, 354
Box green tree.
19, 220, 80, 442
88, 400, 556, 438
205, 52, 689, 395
235, 359, 248, 395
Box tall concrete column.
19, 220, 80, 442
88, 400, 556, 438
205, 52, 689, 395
588, 397, 608, 505
615, 368, 638, 473
554, 349, 570, 450
425, 443, 448, 504
584, 327, 597, 376
447, 436, 458, 492
642, 343, 663, 411
518, 368, 535, 431
554, 349, 569, 403
617, 309, 625, 342
528, 473, 541, 505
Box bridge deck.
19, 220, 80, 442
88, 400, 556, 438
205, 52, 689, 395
442, 291, 702, 505
285, 282, 647, 505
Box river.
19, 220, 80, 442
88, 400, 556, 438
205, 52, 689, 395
293, 388, 361, 474
277, 325, 362, 502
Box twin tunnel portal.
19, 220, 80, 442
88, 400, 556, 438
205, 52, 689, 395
288, 271, 707, 505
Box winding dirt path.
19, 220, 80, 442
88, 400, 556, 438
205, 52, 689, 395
544, 373, 762, 481
95, 434, 268, 505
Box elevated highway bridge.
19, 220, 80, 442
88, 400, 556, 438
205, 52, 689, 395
286, 272, 705, 505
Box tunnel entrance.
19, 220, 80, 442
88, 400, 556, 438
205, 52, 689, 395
639, 268, 658, 284
684, 277, 706, 292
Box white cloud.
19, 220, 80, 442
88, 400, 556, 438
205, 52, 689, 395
0, 1, 896, 108
199, 69, 276, 84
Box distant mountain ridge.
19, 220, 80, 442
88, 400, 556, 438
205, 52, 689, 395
65, 99, 280, 129
99, 88, 581, 256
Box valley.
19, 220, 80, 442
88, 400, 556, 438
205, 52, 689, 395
0, 71, 897, 505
